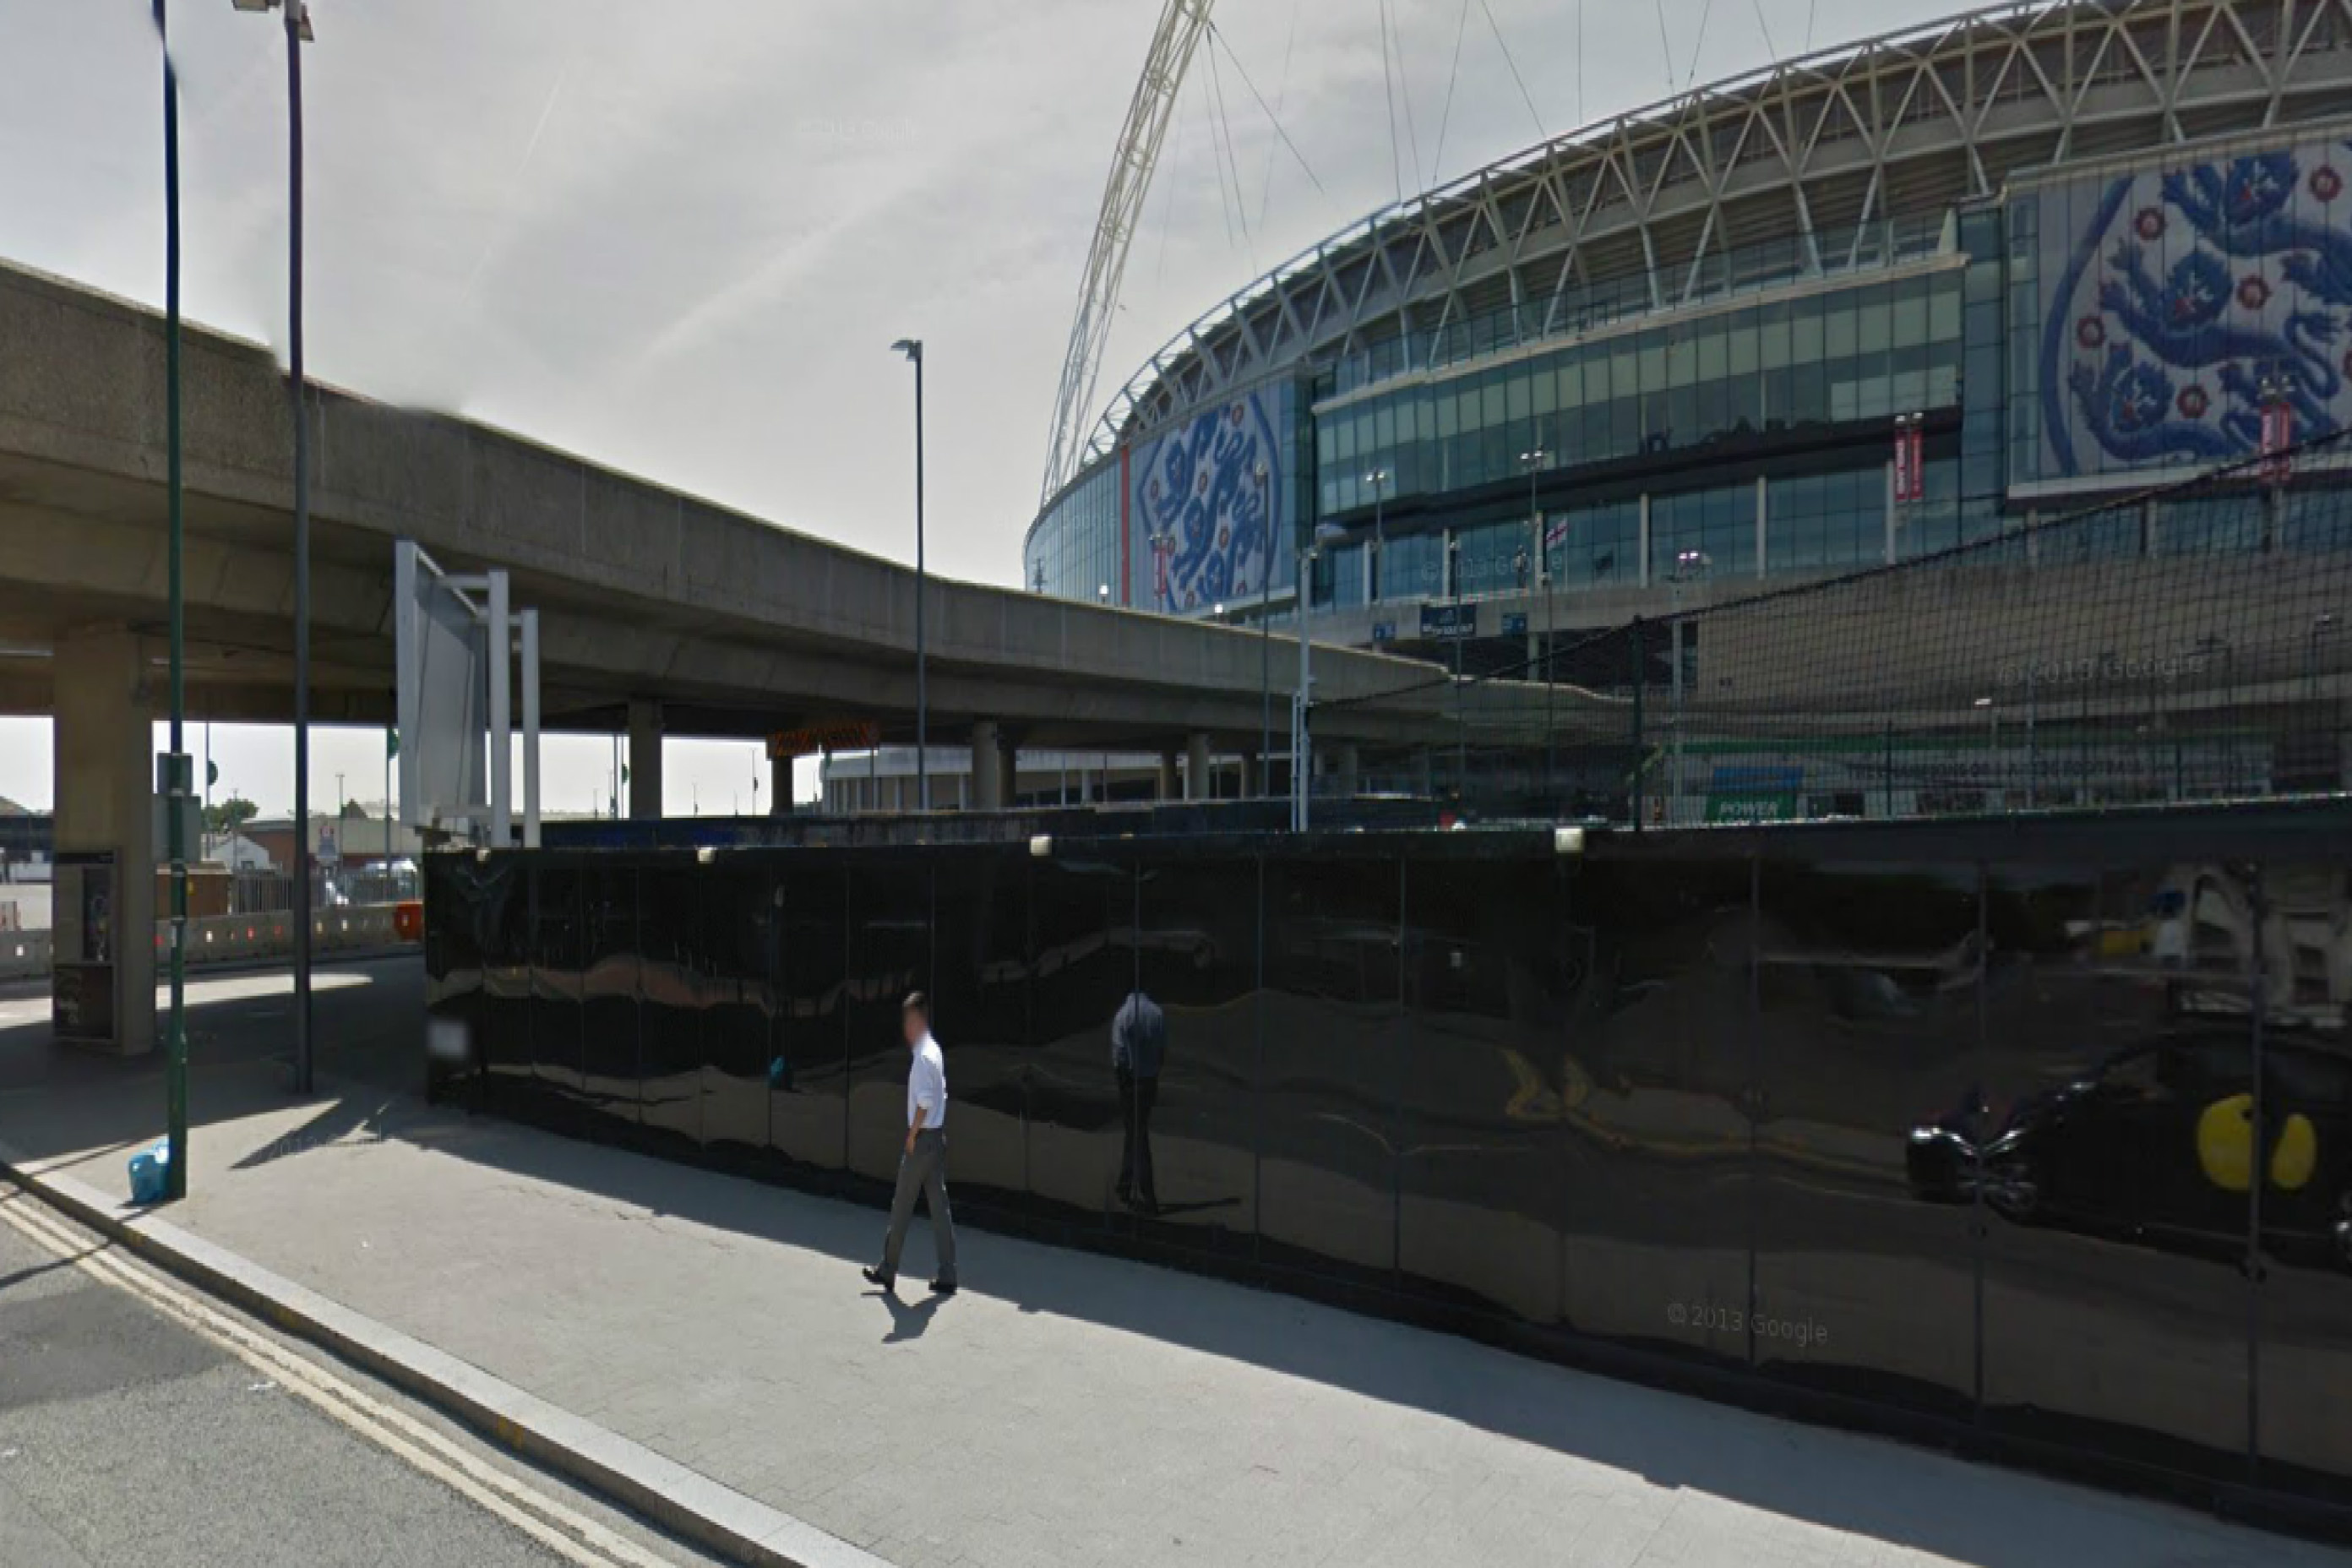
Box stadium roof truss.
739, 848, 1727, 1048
1075, 0, 2352, 474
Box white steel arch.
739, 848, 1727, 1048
1038, 0, 1218, 510
1081, 0, 2352, 466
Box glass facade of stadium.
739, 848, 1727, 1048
1026, 138, 2352, 639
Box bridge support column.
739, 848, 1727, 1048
972, 721, 1004, 814
770, 753, 791, 815
628, 700, 663, 820
53, 626, 157, 1054
1185, 732, 1212, 801
1156, 749, 1179, 802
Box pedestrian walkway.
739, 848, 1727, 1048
1, 992, 2342, 1568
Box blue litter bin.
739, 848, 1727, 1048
128, 1139, 172, 1205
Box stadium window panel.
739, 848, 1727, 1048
2280, 491, 2349, 553
1893, 276, 1930, 348
1696, 329, 1729, 383
1335, 416, 1357, 462
1791, 295, 1826, 362
1696, 380, 1729, 441
1612, 346, 1640, 403
1930, 279, 1962, 342
1638, 340, 1666, 395
1483, 424, 1515, 484
1481, 373, 1508, 429
1435, 389, 1459, 439
1826, 295, 1859, 360
1586, 406, 1614, 461
1729, 315, 1761, 376
1558, 357, 1583, 410
1761, 302, 1793, 369
1532, 362, 1557, 416
1668, 388, 1699, 447
1506, 371, 1531, 424
1668, 335, 1696, 389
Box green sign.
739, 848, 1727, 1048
1707, 793, 1797, 825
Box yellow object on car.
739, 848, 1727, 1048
2196, 1094, 2318, 1193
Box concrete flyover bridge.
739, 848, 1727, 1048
0, 259, 1573, 1043
0, 259, 1556, 764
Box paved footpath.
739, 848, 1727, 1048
2, 968, 2344, 1568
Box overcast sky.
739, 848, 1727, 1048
0, 0, 1962, 814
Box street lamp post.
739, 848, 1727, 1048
1448, 533, 1466, 801
890, 339, 928, 812
1521, 448, 1553, 807
153, 0, 191, 1196
1667, 548, 1711, 827
1364, 469, 1390, 603
1293, 523, 1345, 830
1255, 461, 1271, 792
231, 0, 315, 1092
1098, 584, 1113, 802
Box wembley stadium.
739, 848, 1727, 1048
1025, 0, 2352, 655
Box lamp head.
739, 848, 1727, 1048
890, 338, 922, 362
231, 0, 313, 39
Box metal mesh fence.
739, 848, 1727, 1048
1326, 433, 2352, 829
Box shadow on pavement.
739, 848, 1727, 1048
0, 957, 423, 1170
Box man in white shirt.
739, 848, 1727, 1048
864, 991, 959, 1297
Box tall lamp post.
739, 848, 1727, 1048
890, 339, 928, 812
1364, 468, 1391, 603
1521, 447, 1553, 804
1447, 532, 1466, 799
1293, 523, 1347, 830
230, 0, 315, 1092
1667, 547, 1711, 828
154, 0, 191, 1196
1254, 460, 1271, 790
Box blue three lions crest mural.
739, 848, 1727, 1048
1130, 386, 1289, 614
2042, 133, 2352, 479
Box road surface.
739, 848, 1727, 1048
0, 1184, 718, 1568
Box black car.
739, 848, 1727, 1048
1906, 1031, 2352, 1270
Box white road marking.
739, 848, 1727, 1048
0, 1192, 678, 1568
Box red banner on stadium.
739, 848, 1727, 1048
2261, 401, 2295, 485
1892, 421, 1925, 505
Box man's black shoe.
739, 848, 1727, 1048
928, 1278, 959, 1298
863, 1266, 896, 1293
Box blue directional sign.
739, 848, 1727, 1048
1419, 602, 1478, 641
1502, 612, 1529, 636
1371, 621, 1396, 645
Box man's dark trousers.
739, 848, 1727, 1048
1116, 1068, 1157, 1208
879, 1128, 957, 1287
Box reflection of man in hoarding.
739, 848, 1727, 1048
1113, 991, 1166, 1216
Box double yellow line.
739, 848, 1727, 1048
0, 1188, 678, 1568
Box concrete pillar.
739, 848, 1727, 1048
1185, 732, 1212, 801
972, 721, 1004, 813
1337, 743, 1362, 798
627, 700, 663, 820
999, 732, 1021, 811
1157, 749, 1179, 801
53, 626, 157, 1054
770, 753, 791, 815
1241, 748, 1263, 798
